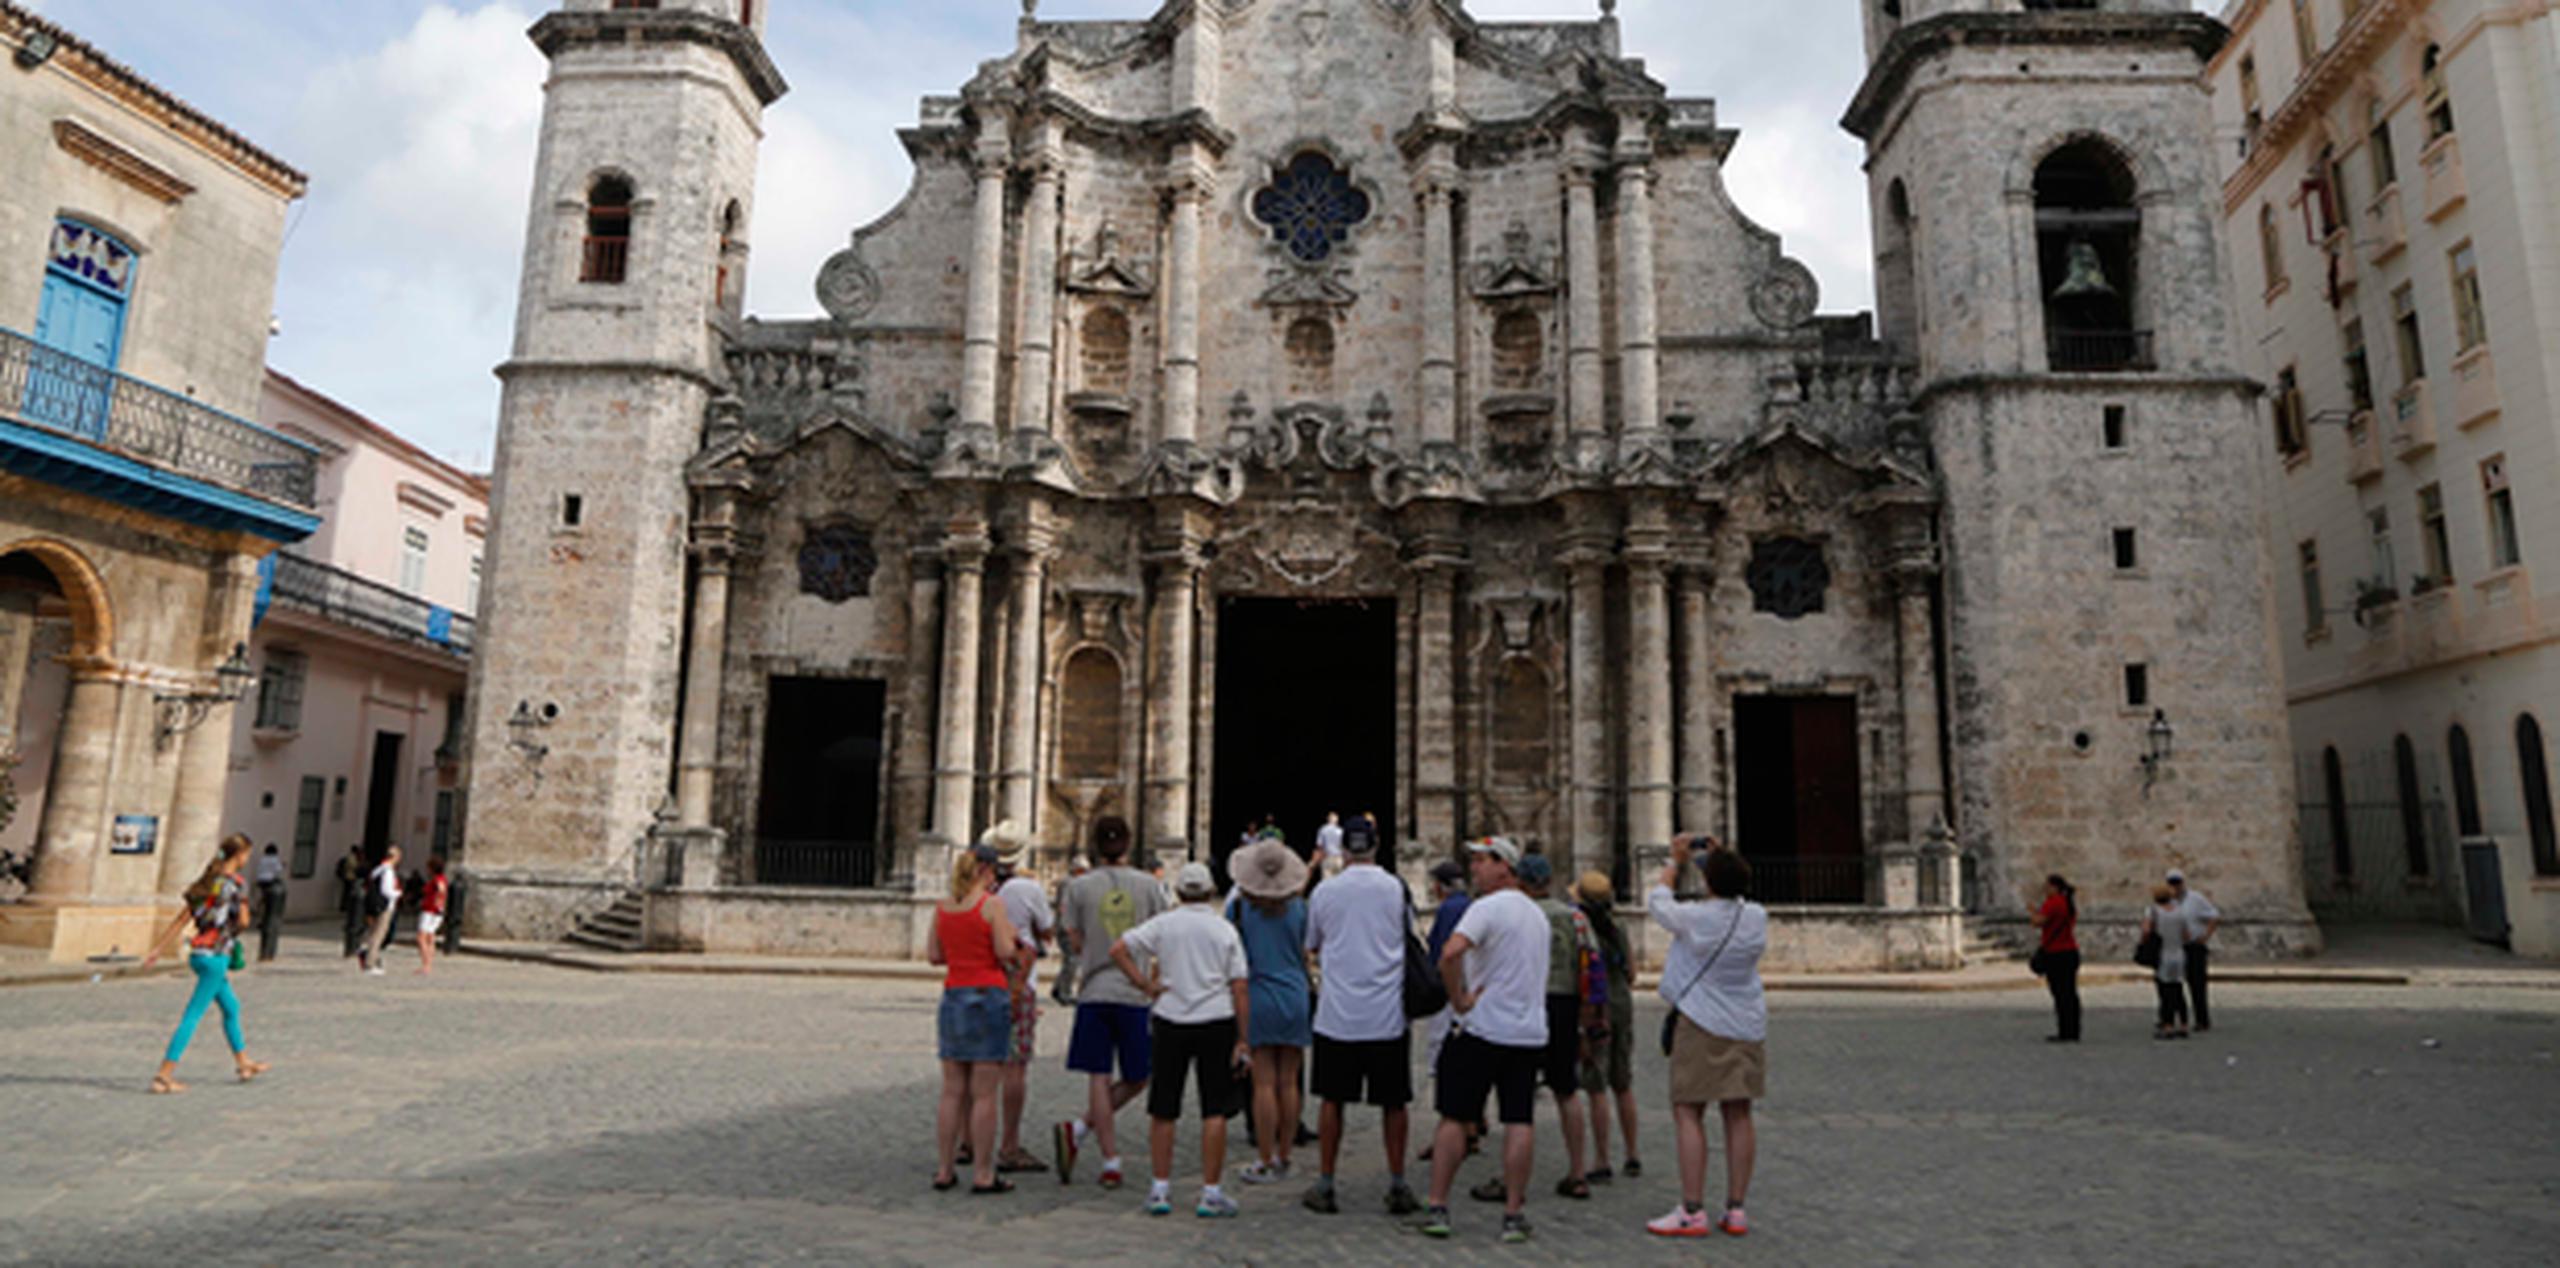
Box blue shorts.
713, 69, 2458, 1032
1066, 1002, 1154, 1083
939, 987, 1011, 1064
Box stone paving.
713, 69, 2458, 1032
4, 928, 2558, 1266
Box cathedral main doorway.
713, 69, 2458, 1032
1210, 597, 1396, 880
1733, 695, 1866, 904
754, 676, 886, 888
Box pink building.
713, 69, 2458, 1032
218, 371, 488, 918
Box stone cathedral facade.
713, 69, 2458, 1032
461, 0, 2319, 967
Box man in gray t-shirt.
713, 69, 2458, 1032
1053, 818, 1169, 1188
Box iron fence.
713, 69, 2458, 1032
1741, 855, 1874, 906
267, 552, 474, 659
2046, 329, 2157, 373
2298, 797, 2466, 925
0, 326, 316, 507
753, 838, 878, 889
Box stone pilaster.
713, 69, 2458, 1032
958, 114, 1013, 437
1409, 533, 1465, 852
932, 524, 991, 849
889, 550, 944, 888
0, 602, 32, 754
1160, 155, 1212, 448
27, 663, 120, 901
1673, 561, 1717, 834
1561, 525, 1613, 879
1142, 518, 1204, 864
1623, 514, 1674, 872
1011, 126, 1064, 445
676, 488, 741, 828
1416, 153, 1459, 453
1613, 127, 1661, 450
997, 507, 1053, 832
1893, 537, 1946, 842
1563, 132, 1607, 449
161, 551, 262, 894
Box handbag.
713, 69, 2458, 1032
2028, 947, 2051, 977
228, 942, 248, 971
1397, 877, 1450, 1019
2133, 930, 2162, 969
1659, 903, 1744, 1057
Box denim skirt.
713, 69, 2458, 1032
939, 987, 1012, 1063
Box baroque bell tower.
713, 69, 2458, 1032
1846, 1, 2316, 950
462, 0, 785, 936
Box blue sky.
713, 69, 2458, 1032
24, 0, 1877, 469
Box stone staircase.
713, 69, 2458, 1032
1961, 916, 2035, 967
563, 890, 646, 953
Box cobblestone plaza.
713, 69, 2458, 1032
4, 936, 2555, 1265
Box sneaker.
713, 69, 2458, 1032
1238, 1160, 1288, 1185
366, 967, 386, 977
1384, 1183, 1421, 1216
1718, 1207, 1750, 1237
1418, 1206, 1454, 1239
1052, 1122, 1078, 1185
1647, 1206, 1712, 1238
1145, 1194, 1173, 1217
1301, 1185, 1340, 1215
1501, 1213, 1533, 1244
1098, 1164, 1126, 1191
1196, 1191, 1240, 1219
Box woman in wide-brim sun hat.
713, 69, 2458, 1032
1228, 838, 1312, 1184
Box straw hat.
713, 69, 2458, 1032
1575, 870, 1616, 906
1230, 839, 1308, 900
977, 819, 1032, 870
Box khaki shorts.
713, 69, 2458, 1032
1668, 1015, 1765, 1105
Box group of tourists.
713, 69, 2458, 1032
336, 844, 450, 975
2029, 868, 2222, 1042
929, 813, 1771, 1242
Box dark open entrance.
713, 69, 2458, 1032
755, 676, 887, 888
1212, 597, 1396, 880
363, 731, 403, 862
1733, 695, 1865, 904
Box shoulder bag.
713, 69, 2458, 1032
1659, 902, 1743, 1057
1398, 877, 1449, 1019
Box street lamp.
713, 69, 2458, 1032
2138, 708, 2175, 795
154, 643, 256, 748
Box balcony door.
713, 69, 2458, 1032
27, 221, 134, 439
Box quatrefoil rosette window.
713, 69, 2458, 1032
1251, 151, 1374, 264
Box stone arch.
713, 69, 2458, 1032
0, 538, 115, 661
2007, 130, 2171, 205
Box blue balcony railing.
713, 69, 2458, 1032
0, 326, 317, 508
266, 552, 474, 660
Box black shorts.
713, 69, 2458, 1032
1147, 1018, 1243, 1121
1541, 995, 1582, 1095
1434, 1030, 1541, 1126
1312, 1033, 1412, 1108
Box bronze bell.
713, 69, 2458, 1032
2051, 240, 2117, 300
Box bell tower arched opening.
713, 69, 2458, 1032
2034, 140, 2145, 372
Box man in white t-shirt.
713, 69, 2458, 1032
985, 823, 1055, 1175
1300, 829, 1418, 1216
2167, 869, 2222, 1031
1314, 812, 1346, 881
1419, 837, 1549, 1245
1110, 861, 1252, 1219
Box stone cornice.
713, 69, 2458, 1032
2216, 0, 2420, 213
51, 118, 194, 204
1, 0, 304, 199
1845, 12, 2231, 141
528, 8, 788, 107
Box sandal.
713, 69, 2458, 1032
235, 1060, 270, 1084
1555, 1176, 1591, 1200
148, 1075, 188, 1095
995, 1147, 1048, 1174
1622, 1158, 1644, 1179
1585, 1166, 1614, 1184
969, 1178, 1015, 1196
931, 1173, 960, 1192
1469, 1178, 1508, 1203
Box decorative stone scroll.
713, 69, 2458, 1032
815, 242, 882, 324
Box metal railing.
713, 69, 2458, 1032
2046, 329, 2158, 374
0, 327, 317, 508
752, 838, 879, 889
267, 552, 474, 659
1740, 855, 1874, 906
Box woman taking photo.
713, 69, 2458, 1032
1226, 837, 1311, 1185
1644, 834, 1767, 1240
2030, 875, 2080, 1043
140, 834, 271, 1093
928, 843, 1022, 1194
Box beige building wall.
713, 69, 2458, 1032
2209, 0, 2560, 955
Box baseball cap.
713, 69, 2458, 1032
1429, 859, 1466, 887
1517, 853, 1553, 886
1175, 861, 1217, 899
2166, 868, 2187, 884
1466, 836, 1522, 869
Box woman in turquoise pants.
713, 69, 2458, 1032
141, 834, 270, 1094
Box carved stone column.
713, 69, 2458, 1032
1893, 541, 1946, 843
161, 552, 262, 894
676, 488, 740, 828
1673, 562, 1716, 833
1561, 530, 1612, 878
890, 550, 944, 888
1143, 523, 1204, 863
28, 665, 121, 901
1417, 155, 1459, 453
1012, 128, 1064, 443
1410, 543, 1464, 851
958, 116, 1013, 436
997, 508, 1053, 832
1563, 133, 1606, 447
1624, 539, 1674, 874
1613, 138, 1661, 448
1160, 157, 1212, 447
932, 524, 991, 849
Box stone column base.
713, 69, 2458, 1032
0, 899, 177, 963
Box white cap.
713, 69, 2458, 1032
1175, 861, 1217, 899
2166, 868, 2186, 884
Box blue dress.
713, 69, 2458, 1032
1236, 898, 1312, 1048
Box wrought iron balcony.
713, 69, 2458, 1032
0, 326, 316, 508
266, 551, 474, 661
2046, 328, 2157, 374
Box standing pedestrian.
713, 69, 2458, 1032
1300, 824, 1420, 1216
1314, 811, 1346, 882
1228, 838, 1311, 1186
251, 844, 288, 963
356, 845, 403, 975
1645, 835, 1768, 1239
336, 846, 365, 957
1109, 861, 1252, 1218
1054, 816, 1167, 1190
1051, 854, 1089, 1006
2143, 884, 2194, 1039
415, 856, 451, 975
985, 821, 1055, 1176
1574, 871, 1641, 1182
1420, 837, 1548, 1244
1416, 857, 1474, 1164
1516, 854, 1592, 1202
929, 844, 1022, 1194
2167, 869, 2220, 1031
139, 834, 270, 1093
2030, 874, 2081, 1042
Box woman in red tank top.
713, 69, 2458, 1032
930, 845, 1020, 1193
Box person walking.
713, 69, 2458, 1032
1109, 861, 1252, 1219
1054, 816, 1167, 1190
1645, 834, 1768, 1240
415, 856, 451, 976
1574, 871, 1641, 1182
980, 822, 1054, 1177
1300, 824, 1420, 1216
336, 846, 365, 957
2167, 869, 2220, 1031
2030, 874, 2081, 1042
929, 844, 1023, 1194
1420, 837, 1548, 1245
356, 845, 403, 975
1314, 811, 1346, 882
2143, 884, 2194, 1039
1513, 854, 1592, 1203
251, 844, 288, 963
139, 834, 270, 1093
1228, 838, 1311, 1186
